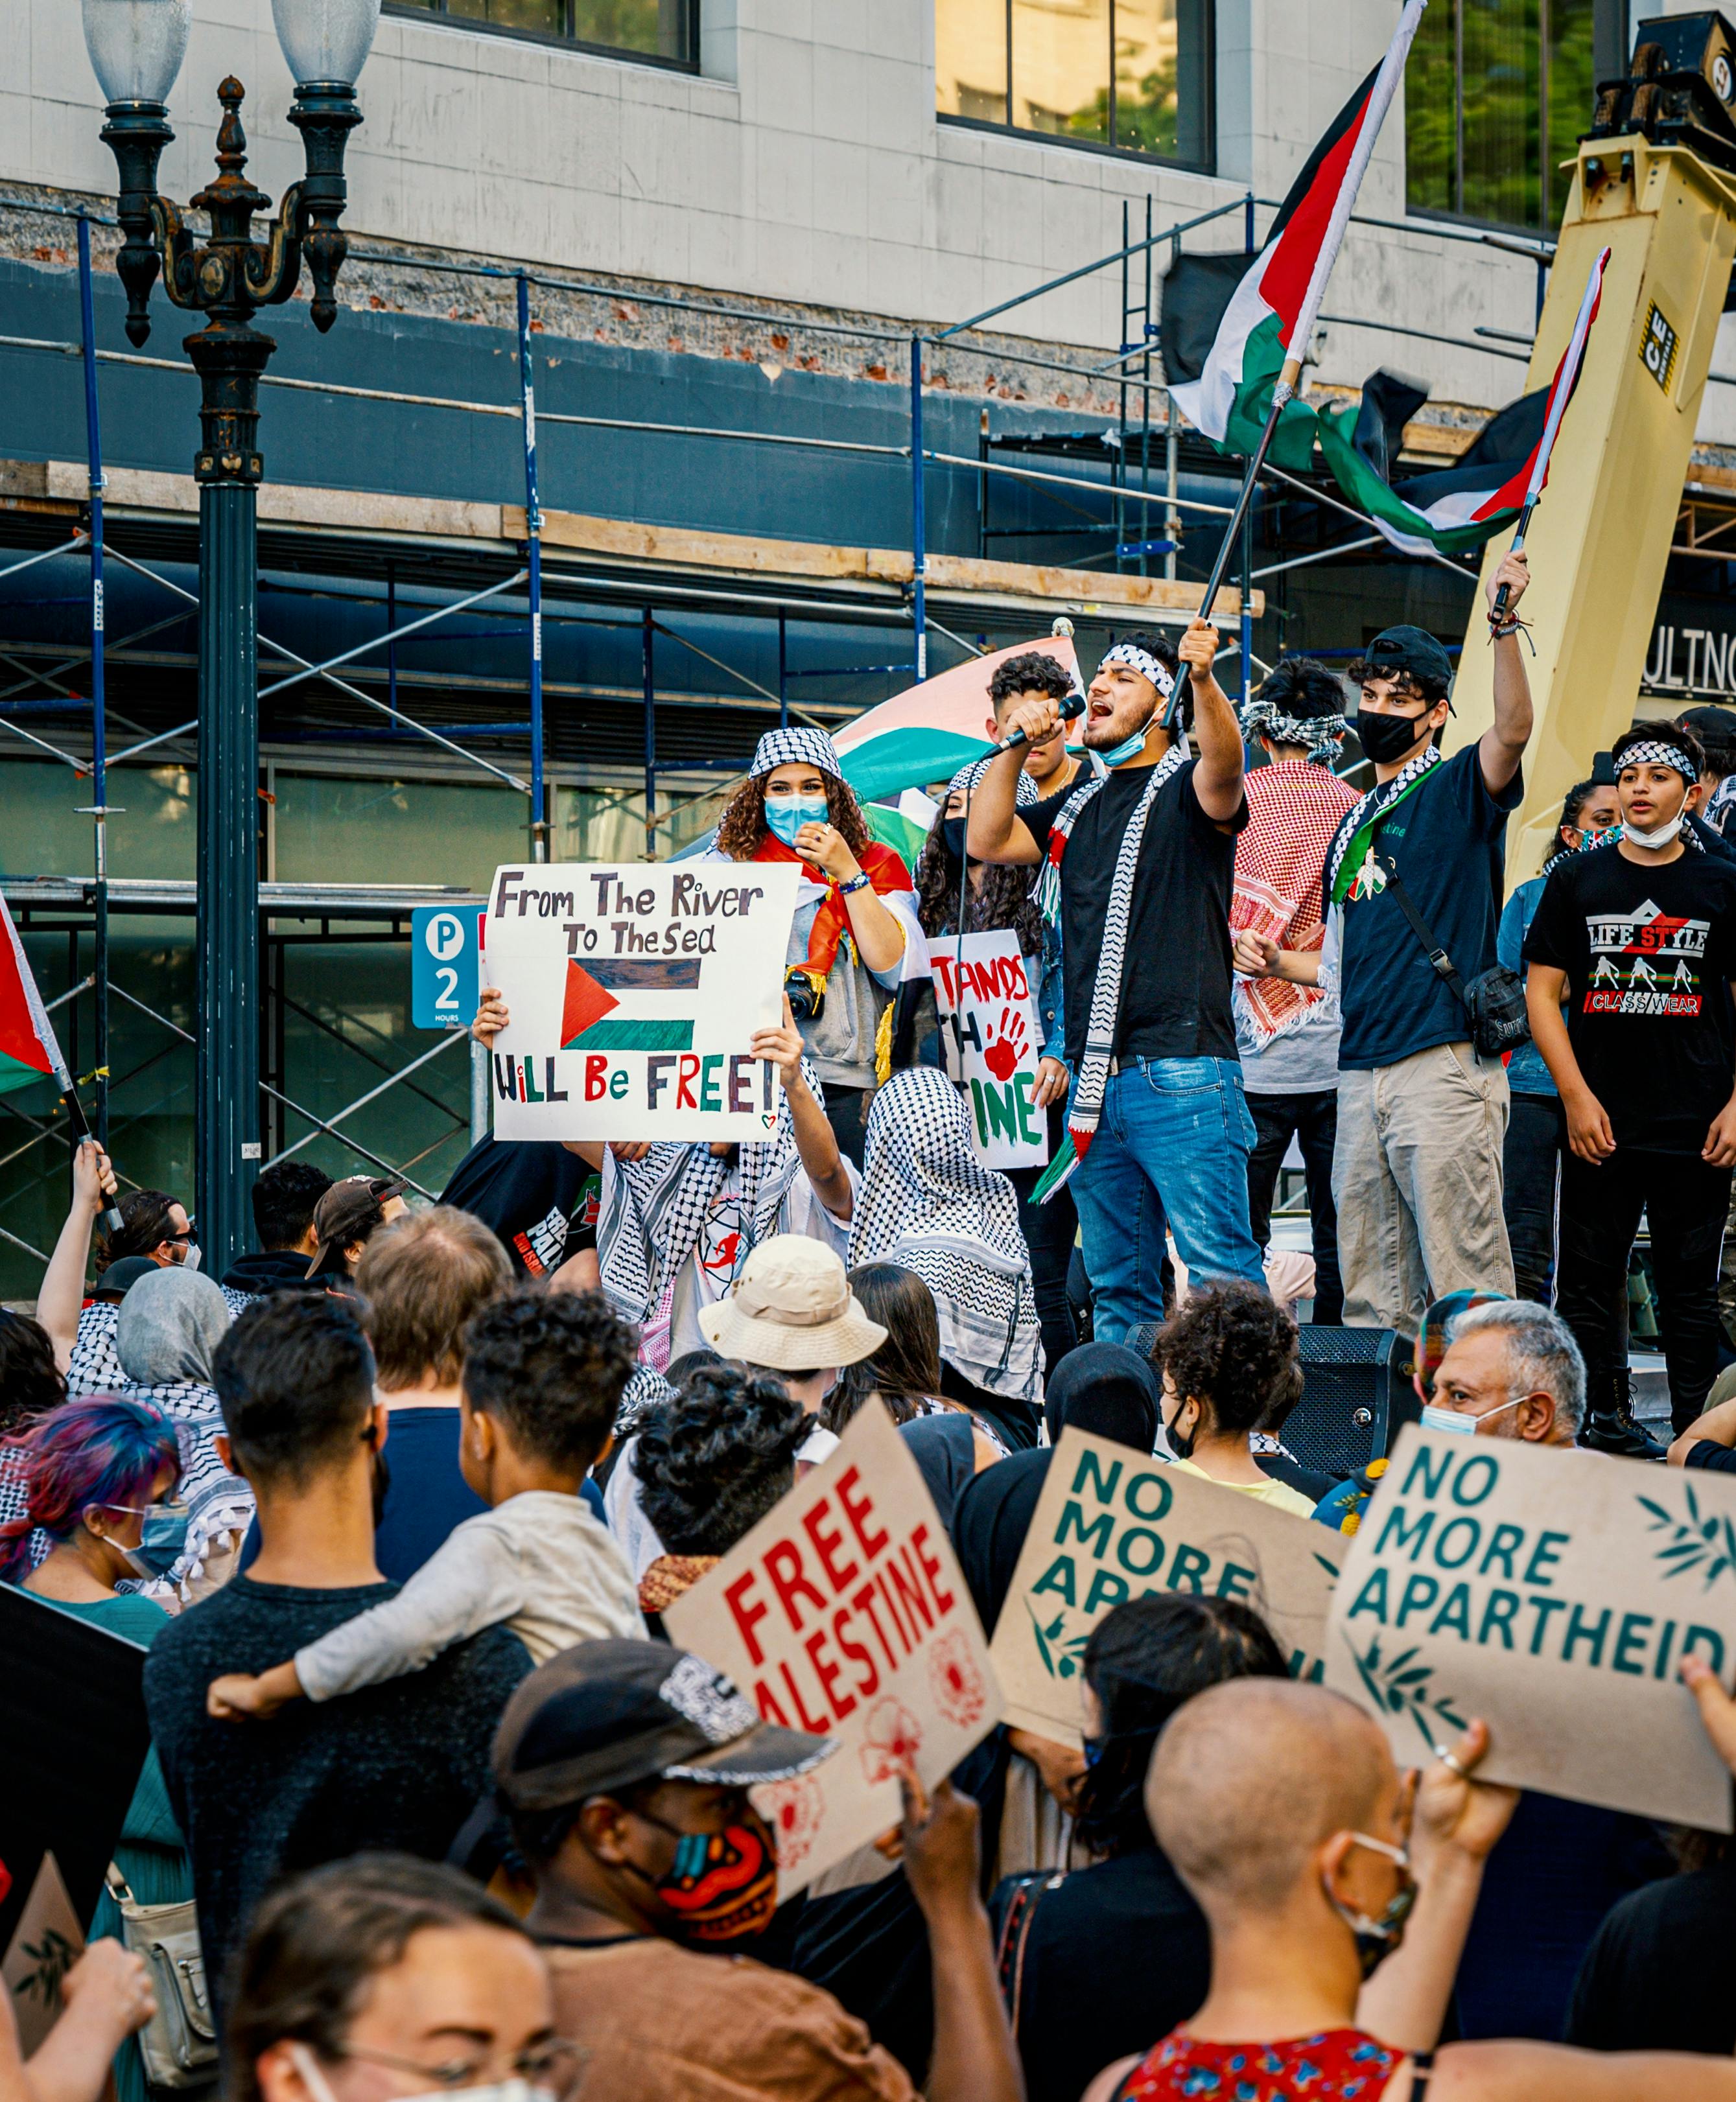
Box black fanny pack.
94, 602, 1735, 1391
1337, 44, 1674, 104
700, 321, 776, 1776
1374, 852, 1530, 1059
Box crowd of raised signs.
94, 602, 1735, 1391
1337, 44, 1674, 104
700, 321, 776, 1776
14, 593, 1736, 2102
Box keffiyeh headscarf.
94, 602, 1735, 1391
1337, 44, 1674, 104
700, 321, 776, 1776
849, 1068, 1041, 1402
596, 1059, 825, 1330
750, 726, 843, 782
1240, 694, 1346, 767
1616, 740, 1699, 783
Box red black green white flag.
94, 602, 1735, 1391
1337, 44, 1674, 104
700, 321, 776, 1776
1167, 0, 1425, 471
0, 894, 71, 1097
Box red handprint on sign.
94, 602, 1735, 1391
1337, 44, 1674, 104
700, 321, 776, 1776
982, 1004, 1028, 1082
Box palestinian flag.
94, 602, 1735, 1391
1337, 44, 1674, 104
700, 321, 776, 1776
0, 895, 71, 1096
831, 635, 1079, 803
1317, 246, 1610, 554
1167, 0, 1425, 471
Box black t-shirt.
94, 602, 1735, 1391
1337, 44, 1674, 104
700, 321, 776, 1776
1564, 1855, 1736, 2056
1022, 758, 1245, 1068
438, 1136, 593, 1278
143, 1575, 529, 2011
1522, 845, 1736, 1153
1336, 746, 1522, 1069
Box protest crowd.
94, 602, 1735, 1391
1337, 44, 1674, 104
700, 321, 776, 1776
21, 515, 1736, 2102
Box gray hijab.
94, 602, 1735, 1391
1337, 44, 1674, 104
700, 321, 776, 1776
116, 1265, 232, 1386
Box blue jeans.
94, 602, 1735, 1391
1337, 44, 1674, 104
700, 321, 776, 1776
1071, 1057, 1263, 1342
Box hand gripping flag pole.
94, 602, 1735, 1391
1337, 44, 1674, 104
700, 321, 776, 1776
1489, 246, 1611, 625
1164, 0, 1427, 728
0, 895, 122, 1235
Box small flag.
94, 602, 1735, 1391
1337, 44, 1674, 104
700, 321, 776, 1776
1167, 0, 1427, 470
1317, 246, 1610, 554
0, 896, 71, 1097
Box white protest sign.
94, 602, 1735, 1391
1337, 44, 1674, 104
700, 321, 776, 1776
1325, 1427, 1736, 1828
988, 1428, 1346, 1746
485, 861, 799, 1141
930, 930, 1048, 1169
664, 1403, 1003, 1896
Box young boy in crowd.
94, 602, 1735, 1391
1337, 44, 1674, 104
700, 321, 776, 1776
205, 1290, 643, 1720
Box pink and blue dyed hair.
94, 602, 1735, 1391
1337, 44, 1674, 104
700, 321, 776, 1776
0, 1394, 180, 1583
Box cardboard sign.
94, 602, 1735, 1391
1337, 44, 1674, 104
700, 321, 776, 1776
988, 1429, 1346, 1747
3, 1854, 82, 2055
664, 1404, 1003, 1895
930, 931, 1049, 1170
0, 1585, 152, 1966
1324, 1428, 1736, 1828
486, 861, 799, 1141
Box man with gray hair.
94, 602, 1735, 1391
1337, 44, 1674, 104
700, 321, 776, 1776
1425, 1298, 1586, 1447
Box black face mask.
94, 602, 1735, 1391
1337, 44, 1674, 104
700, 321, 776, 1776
943, 817, 968, 862
1355, 707, 1433, 766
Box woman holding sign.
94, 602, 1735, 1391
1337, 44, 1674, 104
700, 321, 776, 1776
915, 750, 1078, 1375
710, 728, 919, 1166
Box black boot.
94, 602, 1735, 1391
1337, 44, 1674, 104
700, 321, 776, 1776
1580, 1371, 1667, 1462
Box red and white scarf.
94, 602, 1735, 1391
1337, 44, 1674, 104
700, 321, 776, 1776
1230, 759, 1359, 1047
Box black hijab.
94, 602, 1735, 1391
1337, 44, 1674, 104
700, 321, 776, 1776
898, 1412, 977, 1532
952, 1448, 1052, 1639
1042, 1341, 1160, 1454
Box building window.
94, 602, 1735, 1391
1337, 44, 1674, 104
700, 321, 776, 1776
386, 0, 699, 69
1406, 0, 1592, 231
937, 0, 1215, 170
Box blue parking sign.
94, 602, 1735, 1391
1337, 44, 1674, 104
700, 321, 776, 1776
412, 907, 481, 1030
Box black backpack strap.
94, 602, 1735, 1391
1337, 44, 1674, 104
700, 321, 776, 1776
1373, 852, 1472, 1014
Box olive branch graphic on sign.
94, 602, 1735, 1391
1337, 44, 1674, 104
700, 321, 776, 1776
1348, 1635, 1468, 1753
1637, 1486, 1736, 1592
1026, 1598, 1090, 1681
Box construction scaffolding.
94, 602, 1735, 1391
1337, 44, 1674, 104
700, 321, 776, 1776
0, 184, 1566, 1274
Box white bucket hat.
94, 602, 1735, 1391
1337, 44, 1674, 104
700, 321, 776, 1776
698, 1237, 887, 1371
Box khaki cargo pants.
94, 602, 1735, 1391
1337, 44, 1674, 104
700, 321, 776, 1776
1333, 1040, 1515, 1336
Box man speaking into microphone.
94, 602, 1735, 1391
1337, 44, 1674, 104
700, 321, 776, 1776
968, 619, 1263, 1341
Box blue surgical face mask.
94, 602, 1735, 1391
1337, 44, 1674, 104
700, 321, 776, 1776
102, 1500, 192, 1579
1099, 720, 1155, 767
1420, 1398, 1521, 1438
764, 793, 830, 847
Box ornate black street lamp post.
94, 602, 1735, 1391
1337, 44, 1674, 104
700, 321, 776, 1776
82, 0, 377, 1275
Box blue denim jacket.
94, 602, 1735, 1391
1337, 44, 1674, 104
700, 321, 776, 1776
1037, 915, 1066, 1068
1499, 873, 1555, 1096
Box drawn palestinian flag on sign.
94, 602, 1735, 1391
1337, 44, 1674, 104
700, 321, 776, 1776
1167, 0, 1424, 473
0, 894, 70, 1097
561, 956, 705, 1053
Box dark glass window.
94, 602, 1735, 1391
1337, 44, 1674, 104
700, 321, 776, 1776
937, 0, 1214, 170
1406, 0, 1591, 231
386, 0, 699, 68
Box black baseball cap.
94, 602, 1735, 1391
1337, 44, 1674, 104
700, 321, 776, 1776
93, 1255, 160, 1302
1364, 624, 1455, 700
493, 1640, 836, 1812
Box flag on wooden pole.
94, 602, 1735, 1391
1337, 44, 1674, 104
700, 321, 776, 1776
1169, 0, 1427, 469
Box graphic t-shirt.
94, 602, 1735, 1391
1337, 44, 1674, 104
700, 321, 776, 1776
1522, 845, 1736, 1153
1022, 758, 1247, 1068
438, 1136, 593, 1278
1335, 745, 1522, 1070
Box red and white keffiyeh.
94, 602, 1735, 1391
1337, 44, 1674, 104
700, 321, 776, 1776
1230, 759, 1359, 1047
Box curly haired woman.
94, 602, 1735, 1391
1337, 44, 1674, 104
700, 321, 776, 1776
1152, 1279, 1316, 1515
709, 726, 918, 1163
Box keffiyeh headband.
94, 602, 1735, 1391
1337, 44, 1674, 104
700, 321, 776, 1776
1099, 643, 1175, 699
1616, 741, 1699, 784
1241, 695, 1346, 767
947, 758, 1038, 807
750, 726, 843, 782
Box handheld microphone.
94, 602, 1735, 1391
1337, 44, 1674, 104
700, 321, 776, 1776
995, 689, 1086, 753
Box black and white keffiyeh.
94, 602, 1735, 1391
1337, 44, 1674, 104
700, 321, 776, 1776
67, 1300, 124, 1396
1615, 740, 1700, 783
1241, 695, 1346, 767
750, 726, 843, 782
1322, 744, 1442, 911
1099, 643, 1176, 697
849, 1068, 1041, 1401
1034, 740, 1191, 1162
596, 1058, 825, 1325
